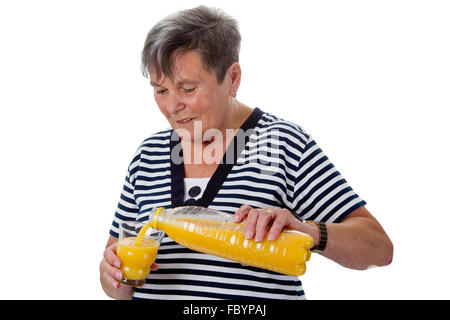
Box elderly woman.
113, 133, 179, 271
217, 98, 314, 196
100, 6, 393, 300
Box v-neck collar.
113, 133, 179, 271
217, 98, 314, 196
170, 107, 263, 208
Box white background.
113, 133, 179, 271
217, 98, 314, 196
0, 0, 449, 299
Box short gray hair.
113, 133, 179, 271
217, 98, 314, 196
141, 6, 241, 83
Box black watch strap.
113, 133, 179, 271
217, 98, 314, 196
305, 220, 328, 252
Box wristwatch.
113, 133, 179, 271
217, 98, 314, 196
305, 220, 328, 252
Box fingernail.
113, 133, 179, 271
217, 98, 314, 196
245, 231, 252, 239
116, 272, 122, 280
114, 261, 120, 268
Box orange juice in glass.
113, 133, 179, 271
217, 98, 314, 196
117, 221, 164, 287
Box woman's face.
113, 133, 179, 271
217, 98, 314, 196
150, 51, 236, 142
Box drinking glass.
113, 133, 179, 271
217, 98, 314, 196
117, 221, 164, 287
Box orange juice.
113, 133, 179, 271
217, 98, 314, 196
157, 216, 313, 276
116, 237, 160, 284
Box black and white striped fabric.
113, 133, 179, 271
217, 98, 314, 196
110, 108, 366, 300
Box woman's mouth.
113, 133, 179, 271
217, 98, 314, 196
176, 117, 196, 125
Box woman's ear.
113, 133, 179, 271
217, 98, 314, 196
227, 62, 241, 96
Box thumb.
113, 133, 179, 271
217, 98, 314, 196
150, 263, 159, 271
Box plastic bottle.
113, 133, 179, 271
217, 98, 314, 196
148, 206, 314, 276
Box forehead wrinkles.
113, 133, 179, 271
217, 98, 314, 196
172, 51, 204, 79
149, 72, 200, 89
149, 67, 168, 87
151, 52, 204, 87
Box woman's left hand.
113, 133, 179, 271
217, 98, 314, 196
233, 204, 303, 241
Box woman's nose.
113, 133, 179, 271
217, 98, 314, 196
166, 91, 187, 114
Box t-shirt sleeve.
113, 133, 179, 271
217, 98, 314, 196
290, 135, 366, 223
109, 151, 141, 238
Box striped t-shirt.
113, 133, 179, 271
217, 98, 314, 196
110, 107, 366, 300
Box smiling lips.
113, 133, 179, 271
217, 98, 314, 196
176, 117, 197, 124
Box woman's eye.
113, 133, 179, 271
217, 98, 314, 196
183, 87, 196, 93
157, 89, 167, 95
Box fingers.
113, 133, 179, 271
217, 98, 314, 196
254, 209, 273, 241
268, 212, 287, 241
242, 208, 274, 242
235, 205, 298, 242
104, 242, 121, 269
243, 208, 259, 239
234, 204, 252, 223
150, 263, 159, 271
100, 242, 123, 289
100, 258, 122, 289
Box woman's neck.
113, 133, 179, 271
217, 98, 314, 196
181, 101, 253, 168
230, 101, 253, 131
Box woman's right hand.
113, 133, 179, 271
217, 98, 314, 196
100, 240, 134, 299
100, 241, 128, 299
99, 237, 159, 300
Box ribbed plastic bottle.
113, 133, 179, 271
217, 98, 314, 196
148, 206, 314, 276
